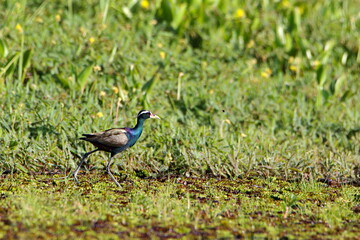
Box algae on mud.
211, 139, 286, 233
0, 173, 359, 239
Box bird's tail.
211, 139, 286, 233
80, 134, 96, 141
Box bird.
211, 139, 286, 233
73, 110, 160, 187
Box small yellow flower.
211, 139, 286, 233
88, 37, 95, 44
160, 51, 166, 59
209, 89, 214, 94
96, 112, 104, 118
288, 56, 295, 64
289, 65, 298, 72
281, 0, 290, 8
157, 43, 163, 48
35, 17, 43, 23
150, 19, 158, 25
178, 72, 184, 78
15, 24, 23, 34
247, 58, 257, 66
99, 91, 106, 97
261, 68, 272, 78
241, 133, 247, 137
112, 86, 119, 94
93, 65, 101, 72
140, 0, 149, 9
79, 27, 87, 36
311, 60, 320, 69
246, 39, 255, 49
55, 14, 61, 22
235, 8, 246, 19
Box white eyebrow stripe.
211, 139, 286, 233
138, 110, 150, 117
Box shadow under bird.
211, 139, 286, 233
73, 110, 160, 187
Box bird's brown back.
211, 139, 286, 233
80, 128, 129, 152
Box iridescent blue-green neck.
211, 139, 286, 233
131, 117, 146, 136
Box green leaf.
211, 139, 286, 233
141, 72, 159, 94
76, 65, 93, 91
21, 49, 33, 81
334, 74, 346, 96
0, 39, 9, 58
158, 0, 173, 22
171, 3, 187, 30
276, 24, 285, 46
55, 74, 73, 89
316, 65, 327, 87
2, 53, 20, 78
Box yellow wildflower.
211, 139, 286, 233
288, 56, 295, 64
99, 91, 106, 97
88, 37, 95, 44
55, 14, 61, 22
15, 24, 23, 34
140, 0, 149, 9
35, 17, 43, 23
209, 89, 214, 94
281, 0, 290, 8
157, 43, 163, 48
241, 133, 247, 137
160, 51, 166, 59
289, 65, 298, 72
235, 8, 246, 19
93, 65, 101, 72
79, 27, 87, 36
311, 60, 320, 69
246, 39, 255, 49
112, 86, 119, 94
261, 68, 272, 78
96, 112, 104, 118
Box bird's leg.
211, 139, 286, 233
106, 154, 121, 188
73, 149, 99, 183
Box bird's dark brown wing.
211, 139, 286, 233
80, 128, 129, 151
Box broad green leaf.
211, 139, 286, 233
159, 0, 173, 22
334, 75, 346, 96
316, 65, 327, 87
276, 24, 285, 46
141, 72, 159, 94
3, 53, 20, 78
0, 39, 9, 58
77, 65, 93, 91
55, 74, 73, 89
122, 7, 133, 18
171, 3, 187, 30
22, 49, 33, 70
285, 33, 292, 52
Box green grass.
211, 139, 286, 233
0, 0, 359, 238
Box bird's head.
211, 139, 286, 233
137, 110, 160, 120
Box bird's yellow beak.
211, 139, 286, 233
150, 113, 160, 119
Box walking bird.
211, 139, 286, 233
73, 110, 160, 187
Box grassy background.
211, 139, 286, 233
1, 0, 360, 238
1, 0, 359, 180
